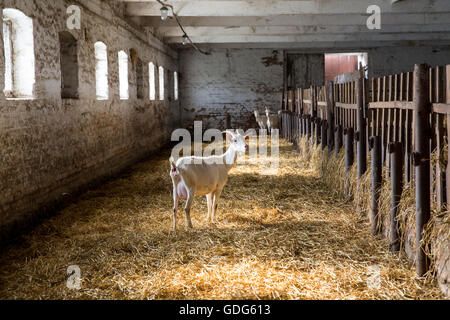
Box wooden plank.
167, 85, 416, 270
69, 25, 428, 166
429, 67, 436, 103
346, 82, 349, 104
393, 108, 398, 142
383, 76, 388, 101
405, 108, 412, 182
386, 108, 392, 168
353, 81, 356, 104
372, 78, 377, 103
376, 108, 380, 136
335, 102, 358, 110
400, 73, 405, 101
371, 108, 376, 136
389, 75, 395, 101
394, 74, 399, 101
436, 66, 444, 103
377, 77, 382, 102
407, 72, 413, 101
369, 101, 414, 110
399, 108, 404, 144
435, 113, 445, 211
381, 107, 387, 165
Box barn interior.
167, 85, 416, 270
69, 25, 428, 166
0, 0, 449, 299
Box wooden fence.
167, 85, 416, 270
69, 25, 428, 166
280, 64, 450, 277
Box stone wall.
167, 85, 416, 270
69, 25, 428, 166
0, 0, 180, 241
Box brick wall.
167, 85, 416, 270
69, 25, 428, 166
179, 48, 283, 131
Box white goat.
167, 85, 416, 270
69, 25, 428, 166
169, 130, 250, 231
265, 106, 281, 133
254, 109, 267, 130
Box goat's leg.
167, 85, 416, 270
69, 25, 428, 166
206, 193, 212, 221
172, 189, 178, 232
211, 188, 223, 223
185, 190, 194, 229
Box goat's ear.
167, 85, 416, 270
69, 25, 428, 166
222, 130, 235, 142
244, 131, 255, 139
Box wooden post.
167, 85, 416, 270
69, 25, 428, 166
345, 127, 354, 196
356, 77, 367, 177
326, 81, 335, 155
321, 120, 327, 151
306, 115, 311, 149
370, 136, 382, 235
405, 108, 412, 182
299, 89, 304, 141
335, 125, 343, 156
413, 64, 431, 277
435, 67, 446, 211
435, 113, 445, 211
389, 142, 403, 252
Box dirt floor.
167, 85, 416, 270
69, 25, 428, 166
0, 140, 444, 299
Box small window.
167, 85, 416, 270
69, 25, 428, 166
94, 41, 108, 100
59, 31, 79, 99
149, 62, 155, 100
174, 71, 178, 100
3, 8, 35, 99
159, 66, 164, 101
118, 50, 128, 100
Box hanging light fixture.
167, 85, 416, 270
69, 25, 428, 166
160, 6, 169, 20
182, 34, 189, 45
156, 0, 210, 55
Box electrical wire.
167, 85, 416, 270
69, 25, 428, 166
156, 0, 211, 55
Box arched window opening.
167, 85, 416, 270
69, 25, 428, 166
174, 71, 178, 101
149, 62, 155, 100
94, 41, 108, 100
59, 31, 79, 99
2, 8, 35, 99
118, 50, 128, 100
159, 66, 164, 101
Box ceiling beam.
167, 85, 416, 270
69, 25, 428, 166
124, 0, 450, 16
134, 13, 450, 27
172, 40, 450, 50
158, 24, 450, 37
165, 32, 450, 44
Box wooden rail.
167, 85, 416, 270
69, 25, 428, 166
280, 63, 450, 277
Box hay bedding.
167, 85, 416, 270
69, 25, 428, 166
0, 140, 444, 299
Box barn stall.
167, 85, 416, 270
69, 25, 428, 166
0, 0, 449, 300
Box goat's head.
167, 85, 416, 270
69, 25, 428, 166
223, 130, 253, 153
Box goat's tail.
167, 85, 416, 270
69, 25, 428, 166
169, 156, 177, 170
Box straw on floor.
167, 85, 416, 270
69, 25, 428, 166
0, 138, 444, 299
